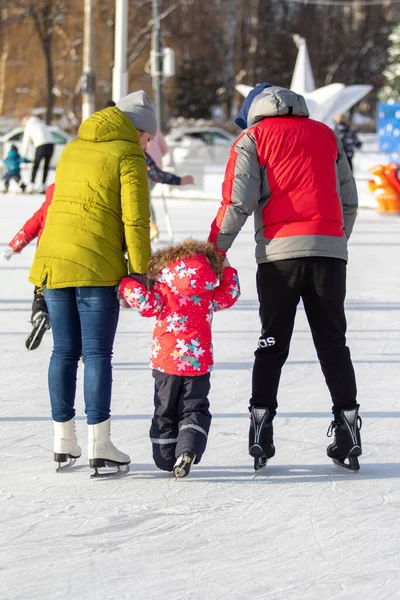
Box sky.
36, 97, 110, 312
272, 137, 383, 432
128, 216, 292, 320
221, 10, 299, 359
1, 188, 400, 600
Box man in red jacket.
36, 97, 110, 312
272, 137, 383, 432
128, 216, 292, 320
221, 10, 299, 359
3, 183, 54, 349
209, 84, 362, 471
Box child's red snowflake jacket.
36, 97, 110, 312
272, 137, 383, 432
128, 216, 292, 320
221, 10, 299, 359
118, 240, 240, 376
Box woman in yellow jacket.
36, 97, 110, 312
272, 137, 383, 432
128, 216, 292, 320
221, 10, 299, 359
29, 91, 157, 477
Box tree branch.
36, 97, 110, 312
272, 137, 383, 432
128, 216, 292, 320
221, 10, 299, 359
127, 0, 191, 66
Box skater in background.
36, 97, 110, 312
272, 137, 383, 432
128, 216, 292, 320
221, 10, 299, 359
21, 115, 55, 193
209, 84, 362, 471
118, 239, 240, 477
28, 90, 156, 477
2, 144, 29, 193
145, 151, 194, 241
334, 114, 362, 172
100, 109, 194, 241
147, 130, 169, 170
103, 103, 192, 242
146, 130, 169, 241
3, 183, 54, 349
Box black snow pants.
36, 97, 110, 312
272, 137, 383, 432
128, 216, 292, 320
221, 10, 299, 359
151, 370, 212, 471
250, 257, 357, 419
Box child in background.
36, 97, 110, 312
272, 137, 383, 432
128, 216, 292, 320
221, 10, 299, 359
2, 183, 54, 349
118, 239, 240, 477
2, 145, 29, 193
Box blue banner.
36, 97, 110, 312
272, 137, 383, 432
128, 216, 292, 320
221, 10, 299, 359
377, 103, 400, 154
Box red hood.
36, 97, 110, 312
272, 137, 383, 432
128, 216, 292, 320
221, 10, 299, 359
156, 254, 218, 296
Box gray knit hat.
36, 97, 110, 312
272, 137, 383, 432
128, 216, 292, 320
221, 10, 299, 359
116, 90, 157, 136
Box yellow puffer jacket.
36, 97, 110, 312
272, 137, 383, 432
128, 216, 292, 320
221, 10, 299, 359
29, 107, 150, 289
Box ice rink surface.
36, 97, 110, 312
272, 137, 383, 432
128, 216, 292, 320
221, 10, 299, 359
1, 191, 400, 600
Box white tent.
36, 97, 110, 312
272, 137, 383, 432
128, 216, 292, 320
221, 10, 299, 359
236, 35, 373, 129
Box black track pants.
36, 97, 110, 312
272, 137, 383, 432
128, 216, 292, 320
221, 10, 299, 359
250, 257, 357, 418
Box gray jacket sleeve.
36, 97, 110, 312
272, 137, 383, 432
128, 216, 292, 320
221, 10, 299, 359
335, 135, 358, 240
209, 133, 261, 252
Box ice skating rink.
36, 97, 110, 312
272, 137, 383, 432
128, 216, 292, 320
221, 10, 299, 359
1, 192, 400, 600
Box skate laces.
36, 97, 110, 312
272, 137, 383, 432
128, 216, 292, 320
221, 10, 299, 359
327, 421, 339, 437
327, 415, 362, 437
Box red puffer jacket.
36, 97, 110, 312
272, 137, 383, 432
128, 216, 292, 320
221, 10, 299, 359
8, 183, 55, 252
118, 240, 240, 376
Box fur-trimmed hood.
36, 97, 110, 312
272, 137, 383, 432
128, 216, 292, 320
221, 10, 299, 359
148, 239, 223, 279
148, 239, 224, 297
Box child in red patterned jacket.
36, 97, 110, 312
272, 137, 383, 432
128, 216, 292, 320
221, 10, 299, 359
118, 238, 240, 477
3, 183, 54, 349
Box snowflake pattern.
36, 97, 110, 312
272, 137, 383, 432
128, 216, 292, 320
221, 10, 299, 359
151, 337, 161, 359
118, 253, 241, 376
8, 229, 28, 253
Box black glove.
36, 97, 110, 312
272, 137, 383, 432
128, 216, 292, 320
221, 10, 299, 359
128, 273, 156, 290
128, 273, 148, 287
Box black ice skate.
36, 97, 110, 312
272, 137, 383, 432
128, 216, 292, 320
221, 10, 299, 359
25, 311, 51, 350
327, 407, 362, 471
249, 407, 275, 471
173, 452, 196, 478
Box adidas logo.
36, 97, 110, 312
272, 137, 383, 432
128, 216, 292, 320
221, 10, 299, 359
257, 336, 276, 349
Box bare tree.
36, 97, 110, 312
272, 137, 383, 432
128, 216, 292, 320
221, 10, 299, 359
0, 4, 10, 115
10, 0, 70, 123
1, 0, 399, 127
224, 0, 237, 120
127, 0, 193, 67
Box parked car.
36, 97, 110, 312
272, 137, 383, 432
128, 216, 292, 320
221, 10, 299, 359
0, 126, 73, 169
164, 126, 236, 182
154, 127, 238, 199
165, 127, 236, 148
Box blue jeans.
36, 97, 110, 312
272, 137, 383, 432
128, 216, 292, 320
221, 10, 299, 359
44, 287, 120, 424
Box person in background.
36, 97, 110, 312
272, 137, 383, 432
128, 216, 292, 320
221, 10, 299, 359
118, 239, 240, 477
334, 114, 362, 172
21, 115, 55, 193
145, 151, 194, 241
145, 129, 194, 241
3, 183, 55, 350
147, 130, 169, 170
28, 90, 157, 477
208, 84, 362, 472
2, 144, 29, 193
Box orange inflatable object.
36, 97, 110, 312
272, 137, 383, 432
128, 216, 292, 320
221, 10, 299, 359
368, 163, 400, 213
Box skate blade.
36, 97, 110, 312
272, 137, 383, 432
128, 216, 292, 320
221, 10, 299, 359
332, 456, 360, 471
254, 456, 268, 472
25, 317, 50, 350
55, 457, 78, 472
54, 452, 81, 472
173, 453, 194, 479
90, 461, 130, 479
